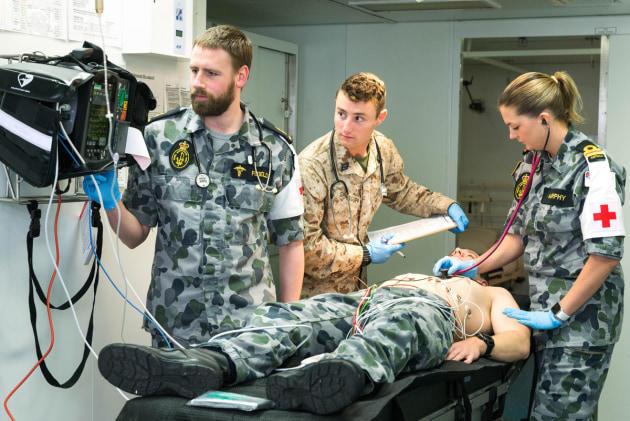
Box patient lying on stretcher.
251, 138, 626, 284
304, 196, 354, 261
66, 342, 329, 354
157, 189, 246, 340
98, 249, 530, 415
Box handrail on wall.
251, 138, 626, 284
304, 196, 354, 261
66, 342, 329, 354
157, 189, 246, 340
1, 163, 88, 205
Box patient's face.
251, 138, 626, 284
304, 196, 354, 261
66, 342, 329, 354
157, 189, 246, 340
449, 248, 488, 286
449, 247, 479, 261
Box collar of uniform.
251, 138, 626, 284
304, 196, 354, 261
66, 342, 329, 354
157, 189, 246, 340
333, 131, 379, 179
240, 103, 263, 148
186, 102, 256, 155
550, 128, 579, 173
183, 107, 206, 134
207, 102, 255, 155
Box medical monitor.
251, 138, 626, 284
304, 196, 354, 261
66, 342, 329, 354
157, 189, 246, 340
0, 59, 137, 187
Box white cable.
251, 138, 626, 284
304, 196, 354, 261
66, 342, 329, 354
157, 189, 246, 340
89, 175, 185, 350
95, 11, 128, 344
44, 136, 130, 401
92, 13, 183, 350
43, 146, 98, 358
351, 280, 485, 341
58, 121, 85, 166
207, 323, 314, 350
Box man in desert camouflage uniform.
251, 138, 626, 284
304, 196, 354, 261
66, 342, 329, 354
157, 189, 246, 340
99, 270, 529, 415
83, 25, 304, 346
299, 72, 469, 297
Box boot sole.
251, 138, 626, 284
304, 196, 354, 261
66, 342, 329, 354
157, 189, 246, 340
266, 359, 363, 415
98, 344, 220, 398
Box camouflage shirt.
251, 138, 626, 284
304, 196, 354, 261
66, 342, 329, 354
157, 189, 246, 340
298, 130, 456, 297
507, 129, 625, 348
123, 104, 304, 345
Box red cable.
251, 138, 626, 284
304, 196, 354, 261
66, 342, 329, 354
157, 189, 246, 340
352, 287, 373, 335
4, 194, 62, 420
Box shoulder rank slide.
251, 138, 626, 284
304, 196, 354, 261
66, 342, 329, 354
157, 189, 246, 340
149, 107, 186, 123
577, 140, 606, 163
258, 117, 293, 144
511, 160, 522, 177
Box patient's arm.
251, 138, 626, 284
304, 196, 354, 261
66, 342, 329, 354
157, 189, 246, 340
486, 287, 530, 362
445, 287, 530, 364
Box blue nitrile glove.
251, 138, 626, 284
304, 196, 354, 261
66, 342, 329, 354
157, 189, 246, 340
432, 256, 478, 278
365, 233, 405, 264
502, 308, 564, 330
82, 170, 121, 210
448, 203, 469, 233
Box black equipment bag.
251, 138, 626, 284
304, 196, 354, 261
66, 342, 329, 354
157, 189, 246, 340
0, 42, 156, 187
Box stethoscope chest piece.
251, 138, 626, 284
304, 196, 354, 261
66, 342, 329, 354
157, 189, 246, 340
256, 184, 278, 194
196, 173, 210, 188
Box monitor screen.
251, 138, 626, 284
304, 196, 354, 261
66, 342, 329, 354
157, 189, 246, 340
84, 80, 117, 162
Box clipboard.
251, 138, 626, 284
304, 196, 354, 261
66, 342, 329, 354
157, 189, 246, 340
367, 215, 457, 245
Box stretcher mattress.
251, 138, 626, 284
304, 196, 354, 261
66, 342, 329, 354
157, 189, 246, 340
116, 357, 525, 421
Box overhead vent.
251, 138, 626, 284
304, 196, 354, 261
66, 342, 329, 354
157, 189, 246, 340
348, 0, 501, 12
551, 0, 618, 6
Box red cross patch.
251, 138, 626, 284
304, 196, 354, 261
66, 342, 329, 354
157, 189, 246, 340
593, 204, 616, 228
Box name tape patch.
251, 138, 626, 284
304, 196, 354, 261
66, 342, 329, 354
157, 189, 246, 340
230, 163, 273, 183
541, 188, 573, 207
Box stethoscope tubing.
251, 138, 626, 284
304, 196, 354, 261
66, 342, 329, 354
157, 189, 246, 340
328, 128, 386, 240
456, 124, 550, 274
189, 110, 276, 194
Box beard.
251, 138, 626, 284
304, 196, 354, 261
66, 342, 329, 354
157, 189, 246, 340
191, 81, 235, 117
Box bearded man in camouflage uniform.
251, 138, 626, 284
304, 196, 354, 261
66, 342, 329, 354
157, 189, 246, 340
98, 270, 530, 415
83, 25, 305, 346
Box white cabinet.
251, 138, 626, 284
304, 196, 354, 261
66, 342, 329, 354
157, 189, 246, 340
122, 0, 193, 58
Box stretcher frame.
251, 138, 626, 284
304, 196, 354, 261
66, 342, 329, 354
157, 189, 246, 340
116, 357, 526, 421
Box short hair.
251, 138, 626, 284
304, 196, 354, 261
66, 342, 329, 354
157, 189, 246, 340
337, 72, 387, 115
498, 71, 584, 125
193, 25, 252, 72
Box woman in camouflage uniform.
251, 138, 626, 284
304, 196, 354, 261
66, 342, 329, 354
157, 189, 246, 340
435, 71, 625, 420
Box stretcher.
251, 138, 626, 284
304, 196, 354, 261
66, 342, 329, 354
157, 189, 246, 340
116, 357, 527, 421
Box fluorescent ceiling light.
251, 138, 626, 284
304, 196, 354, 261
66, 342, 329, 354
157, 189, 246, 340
348, 0, 502, 12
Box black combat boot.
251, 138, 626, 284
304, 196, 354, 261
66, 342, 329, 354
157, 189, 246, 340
266, 358, 367, 415
98, 343, 232, 398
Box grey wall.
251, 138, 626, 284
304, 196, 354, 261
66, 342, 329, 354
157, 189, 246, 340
459, 60, 600, 230
252, 22, 458, 283
599, 32, 630, 419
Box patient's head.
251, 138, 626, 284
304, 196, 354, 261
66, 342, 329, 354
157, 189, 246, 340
449, 248, 488, 286
449, 247, 478, 261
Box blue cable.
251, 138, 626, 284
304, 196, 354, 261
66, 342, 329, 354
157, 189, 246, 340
57, 133, 81, 167
87, 202, 172, 348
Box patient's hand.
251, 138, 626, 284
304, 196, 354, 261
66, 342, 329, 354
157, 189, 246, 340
445, 337, 485, 364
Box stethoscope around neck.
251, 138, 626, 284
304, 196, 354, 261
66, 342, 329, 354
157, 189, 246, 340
329, 128, 387, 240
189, 110, 276, 193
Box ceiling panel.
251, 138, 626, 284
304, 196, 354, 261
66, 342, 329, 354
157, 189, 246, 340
206, 0, 630, 27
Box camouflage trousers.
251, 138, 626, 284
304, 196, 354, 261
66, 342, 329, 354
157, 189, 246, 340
202, 287, 454, 387
531, 344, 615, 420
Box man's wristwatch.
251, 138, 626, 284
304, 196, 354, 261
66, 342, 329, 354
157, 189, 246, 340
475, 333, 495, 357
361, 246, 371, 266
551, 302, 570, 322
